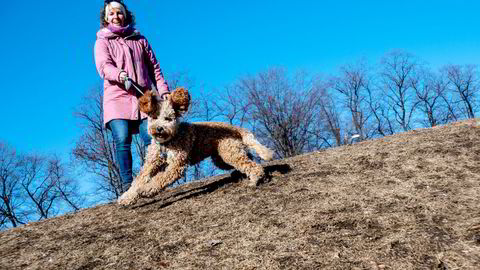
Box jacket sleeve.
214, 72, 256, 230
94, 39, 123, 82
143, 38, 169, 96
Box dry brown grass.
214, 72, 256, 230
1, 119, 479, 270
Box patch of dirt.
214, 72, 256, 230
1, 119, 480, 269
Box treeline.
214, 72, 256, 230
1, 50, 478, 229
196, 50, 477, 154
0, 145, 83, 229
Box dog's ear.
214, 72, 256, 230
170, 87, 191, 116
138, 90, 160, 118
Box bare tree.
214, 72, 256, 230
232, 67, 324, 158
443, 64, 478, 119
0, 143, 25, 228
318, 89, 344, 147
379, 50, 420, 132
167, 69, 196, 92
192, 89, 225, 122
72, 86, 125, 200
365, 81, 396, 137
411, 68, 456, 127
330, 60, 376, 141
0, 143, 83, 230
48, 156, 83, 212
19, 155, 58, 219
208, 84, 251, 126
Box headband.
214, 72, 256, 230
104, 2, 126, 21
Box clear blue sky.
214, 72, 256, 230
1, 1, 479, 156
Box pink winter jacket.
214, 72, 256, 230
94, 27, 169, 127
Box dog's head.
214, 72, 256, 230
138, 88, 191, 143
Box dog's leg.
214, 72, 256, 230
218, 139, 266, 187
211, 154, 234, 170
137, 150, 189, 198
117, 144, 167, 205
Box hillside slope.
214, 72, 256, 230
1, 120, 479, 270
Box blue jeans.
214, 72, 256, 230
108, 119, 151, 190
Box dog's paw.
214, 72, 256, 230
138, 184, 162, 198
117, 190, 139, 206
140, 188, 156, 198
247, 173, 268, 188
247, 181, 259, 189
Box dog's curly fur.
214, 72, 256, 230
138, 88, 190, 118
118, 88, 274, 205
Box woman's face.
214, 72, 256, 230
106, 8, 125, 27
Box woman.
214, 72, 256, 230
94, 0, 169, 193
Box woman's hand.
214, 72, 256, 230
162, 93, 171, 100
119, 71, 128, 82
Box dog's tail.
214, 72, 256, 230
241, 131, 274, 161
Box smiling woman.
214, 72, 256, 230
105, 2, 125, 27
99, 0, 135, 28
94, 0, 170, 194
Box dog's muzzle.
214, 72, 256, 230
149, 126, 170, 141
149, 126, 163, 135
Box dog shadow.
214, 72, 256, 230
129, 163, 291, 209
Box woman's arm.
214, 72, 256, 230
94, 39, 123, 82
143, 38, 169, 96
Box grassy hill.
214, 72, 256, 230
1, 120, 479, 270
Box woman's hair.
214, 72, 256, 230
100, 0, 136, 28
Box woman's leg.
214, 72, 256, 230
139, 118, 152, 152
108, 119, 133, 191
